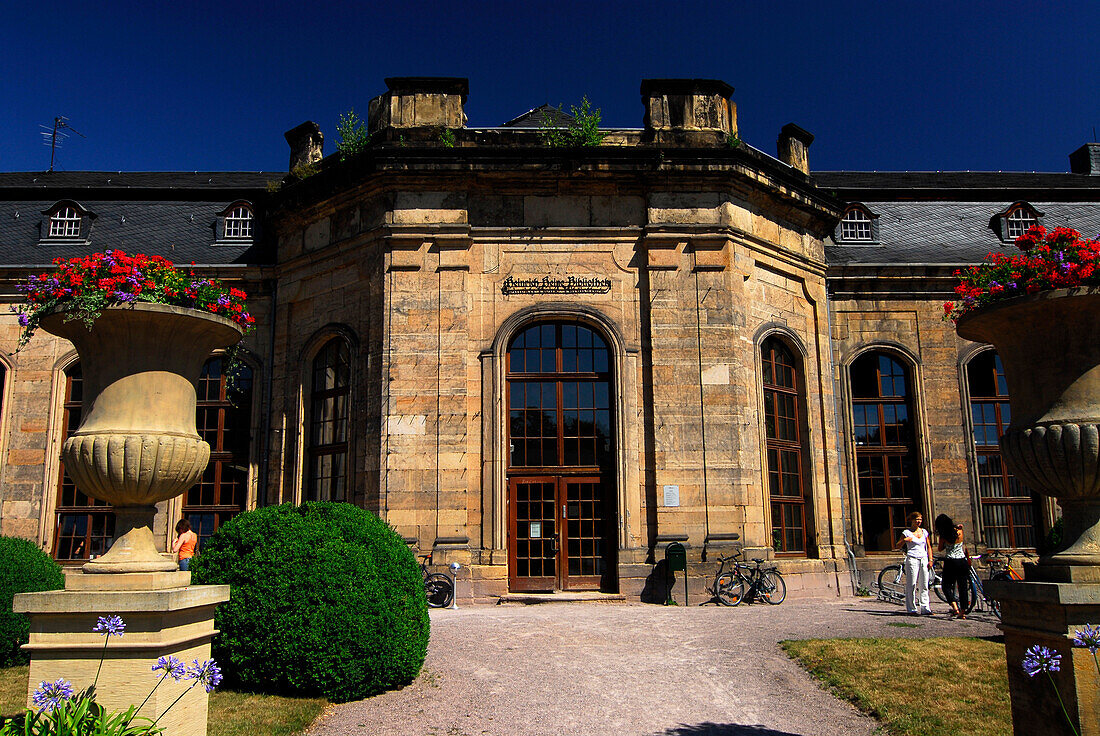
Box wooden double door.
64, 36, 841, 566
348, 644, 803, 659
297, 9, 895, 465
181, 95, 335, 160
506, 321, 617, 592
508, 475, 614, 592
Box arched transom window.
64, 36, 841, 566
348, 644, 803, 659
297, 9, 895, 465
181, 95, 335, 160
840, 206, 873, 242
849, 351, 922, 553
48, 206, 82, 238
306, 338, 350, 501
1005, 204, 1038, 240
761, 337, 810, 555
224, 205, 254, 239
967, 351, 1042, 548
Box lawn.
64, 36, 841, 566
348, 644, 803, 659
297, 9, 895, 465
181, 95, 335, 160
782, 637, 1011, 736
1, 665, 328, 736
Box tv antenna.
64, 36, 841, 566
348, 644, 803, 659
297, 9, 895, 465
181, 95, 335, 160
40, 116, 85, 172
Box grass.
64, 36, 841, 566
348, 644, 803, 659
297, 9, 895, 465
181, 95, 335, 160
1, 665, 327, 736
782, 637, 1011, 736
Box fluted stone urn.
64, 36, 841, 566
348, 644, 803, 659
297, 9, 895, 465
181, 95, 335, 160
957, 287, 1100, 581
40, 302, 244, 574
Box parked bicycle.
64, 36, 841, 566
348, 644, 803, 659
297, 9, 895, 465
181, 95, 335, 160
876, 560, 940, 606
933, 549, 1032, 619
420, 555, 455, 608
878, 549, 1032, 619
709, 551, 786, 606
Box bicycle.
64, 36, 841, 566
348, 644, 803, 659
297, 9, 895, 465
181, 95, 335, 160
957, 550, 1033, 619
876, 559, 941, 606
709, 551, 786, 606
420, 555, 455, 608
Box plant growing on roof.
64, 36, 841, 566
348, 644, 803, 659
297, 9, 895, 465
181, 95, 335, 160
335, 108, 370, 159
539, 96, 606, 148
13, 250, 255, 348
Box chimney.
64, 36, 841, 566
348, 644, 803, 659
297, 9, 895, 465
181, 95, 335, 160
1070, 142, 1100, 175
367, 77, 468, 137
284, 121, 324, 172
640, 79, 736, 144
777, 123, 814, 175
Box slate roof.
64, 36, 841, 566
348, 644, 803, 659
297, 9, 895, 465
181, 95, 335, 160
0, 173, 272, 266
816, 171, 1100, 266
502, 104, 576, 128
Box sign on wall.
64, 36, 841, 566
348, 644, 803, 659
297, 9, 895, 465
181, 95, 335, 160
663, 485, 680, 507
501, 275, 612, 295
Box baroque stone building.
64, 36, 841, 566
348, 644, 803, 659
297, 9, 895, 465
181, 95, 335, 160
1, 77, 1098, 601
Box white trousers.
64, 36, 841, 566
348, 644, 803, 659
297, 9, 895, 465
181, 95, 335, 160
904, 556, 931, 614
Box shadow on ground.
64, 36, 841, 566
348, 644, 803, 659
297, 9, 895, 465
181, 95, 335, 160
654, 724, 801, 736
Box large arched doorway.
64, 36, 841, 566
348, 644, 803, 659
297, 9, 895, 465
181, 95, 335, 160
506, 321, 617, 592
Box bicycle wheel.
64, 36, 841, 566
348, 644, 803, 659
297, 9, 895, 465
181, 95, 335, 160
986, 570, 1013, 620
424, 573, 454, 608
962, 568, 981, 615
760, 570, 786, 605
715, 573, 746, 606
931, 560, 947, 603
877, 564, 906, 603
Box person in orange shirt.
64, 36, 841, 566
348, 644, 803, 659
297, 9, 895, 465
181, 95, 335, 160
172, 518, 198, 571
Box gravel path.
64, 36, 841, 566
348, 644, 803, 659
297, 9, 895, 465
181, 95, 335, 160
307, 597, 1001, 736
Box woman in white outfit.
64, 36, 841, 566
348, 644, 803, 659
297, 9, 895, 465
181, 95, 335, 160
895, 511, 934, 615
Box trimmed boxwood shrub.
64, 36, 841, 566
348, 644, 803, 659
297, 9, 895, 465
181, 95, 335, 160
191, 502, 429, 702
0, 536, 64, 666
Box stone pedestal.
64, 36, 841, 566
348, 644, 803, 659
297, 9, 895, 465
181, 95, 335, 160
13, 572, 229, 736
992, 578, 1100, 736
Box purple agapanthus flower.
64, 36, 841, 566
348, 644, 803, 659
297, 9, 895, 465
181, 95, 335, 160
93, 615, 125, 637
1023, 645, 1062, 677
1074, 624, 1100, 654
31, 678, 73, 712
186, 659, 222, 692
152, 655, 186, 680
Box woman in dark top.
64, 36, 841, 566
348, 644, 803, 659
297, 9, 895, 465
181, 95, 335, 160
935, 513, 970, 619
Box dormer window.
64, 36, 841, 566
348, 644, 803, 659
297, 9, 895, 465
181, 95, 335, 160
1005, 204, 1038, 240
223, 205, 253, 239
838, 205, 877, 242
48, 206, 82, 238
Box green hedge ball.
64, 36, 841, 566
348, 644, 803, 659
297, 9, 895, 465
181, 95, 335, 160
0, 536, 65, 667
191, 502, 429, 702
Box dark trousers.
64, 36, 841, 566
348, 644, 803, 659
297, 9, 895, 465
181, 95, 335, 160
941, 558, 970, 610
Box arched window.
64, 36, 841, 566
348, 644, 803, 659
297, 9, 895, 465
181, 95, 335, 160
761, 337, 810, 555
183, 357, 255, 546
839, 205, 874, 242
306, 338, 351, 501
48, 205, 82, 238
223, 204, 254, 240
966, 351, 1042, 548
849, 351, 922, 553
53, 363, 116, 561
1005, 204, 1038, 240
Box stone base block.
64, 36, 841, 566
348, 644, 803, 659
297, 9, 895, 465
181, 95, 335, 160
13, 580, 229, 736
991, 579, 1100, 736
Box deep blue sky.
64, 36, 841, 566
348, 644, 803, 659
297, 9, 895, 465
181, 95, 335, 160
3, 1, 1097, 174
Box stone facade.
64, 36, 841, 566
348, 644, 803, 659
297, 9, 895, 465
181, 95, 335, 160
2, 78, 1099, 602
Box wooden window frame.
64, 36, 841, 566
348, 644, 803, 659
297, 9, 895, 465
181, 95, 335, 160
52, 363, 115, 562
762, 337, 809, 556
966, 350, 1041, 549
839, 205, 875, 242
183, 356, 254, 546
850, 351, 922, 553
306, 338, 351, 502
48, 205, 82, 238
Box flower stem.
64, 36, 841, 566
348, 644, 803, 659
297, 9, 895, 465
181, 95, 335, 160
150, 680, 198, 727
93, 635, 110, 687
1046, 671, 1081, 736
135, 672, 169, 716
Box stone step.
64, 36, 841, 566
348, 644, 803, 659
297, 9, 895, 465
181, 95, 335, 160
497, 592, 627, 605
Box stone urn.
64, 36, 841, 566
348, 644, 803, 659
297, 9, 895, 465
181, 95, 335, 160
40, 303, 244, 573
956, 287, 1100, 581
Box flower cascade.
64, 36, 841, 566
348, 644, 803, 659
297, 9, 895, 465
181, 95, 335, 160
944, 225, 1100, 322
14, 250, 254, 347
